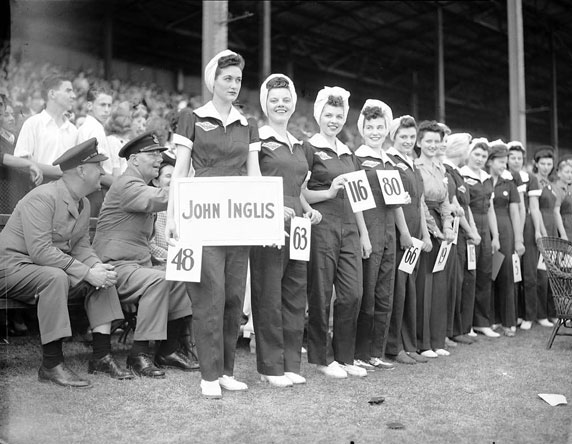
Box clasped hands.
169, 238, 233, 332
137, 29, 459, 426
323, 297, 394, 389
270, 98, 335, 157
87, 263, 118, 290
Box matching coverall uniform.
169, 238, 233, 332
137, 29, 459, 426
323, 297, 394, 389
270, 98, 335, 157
249, 125, 308, 376
354, 145, 398, 362
175, 102, 260, 381
303, 133, 363, 367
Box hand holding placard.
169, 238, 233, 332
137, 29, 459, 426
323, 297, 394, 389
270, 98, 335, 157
398, 237, 424, 274
376, 170, 408, 205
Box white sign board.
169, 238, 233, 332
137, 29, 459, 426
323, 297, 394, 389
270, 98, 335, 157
467, 243, 476, 270
432, 241, 452, 273
376, 169, 408, 205
173, 177, 284, 246
165, 242, 203, 282
342, 170, 376, 213
398, 237, 424, 274
512, 253, 522, 282
289, 217, 311, 261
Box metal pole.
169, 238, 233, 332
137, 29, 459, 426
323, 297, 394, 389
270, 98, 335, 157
259, 1, 271, 84
104, 8, 113, 81
507, 0, 526, 147
202, 1, 228, 104
551, 32, 559, 153
411, 70, 419, 119
436, 6, 445, 122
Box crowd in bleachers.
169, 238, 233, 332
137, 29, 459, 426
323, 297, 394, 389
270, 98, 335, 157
0, 52, 568, 397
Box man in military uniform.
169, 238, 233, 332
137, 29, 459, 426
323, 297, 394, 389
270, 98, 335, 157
0, 138, 132, 388
93, 131, 195, 378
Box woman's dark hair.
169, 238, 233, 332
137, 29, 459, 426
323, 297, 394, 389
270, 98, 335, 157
417, 120, 444, 142
215, 54, 245, 78
266, 76, 290, 90
361, 106, 384, 121
533, 146, 554, 174
105, 109, 132, 135
397, 116, 417, 132
326, 95, 344, 108
471, 141, 489, 153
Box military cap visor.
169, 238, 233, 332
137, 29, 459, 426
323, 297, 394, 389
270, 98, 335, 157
52, 137, 108, 171
119, 131, 167, 159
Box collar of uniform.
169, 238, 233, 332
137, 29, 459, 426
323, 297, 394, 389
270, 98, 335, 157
259, 125, 301, 147
194, 101, 248, 126
519, 170, 530, 182
354, 144, 393, 164
124, 163, 147, 182
501, 169, 513, 180
460, 165, 490, 182
555, 179, 572, 192
39, 109, 73, 130
414, 155, 445, 173
442, 158, 460, 171
308, 133, 352, 156
386, 146, 414, 168
57, 178, 82, 218
537, 175, 552, 188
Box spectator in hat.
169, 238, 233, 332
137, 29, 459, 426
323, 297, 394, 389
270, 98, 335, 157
14, 74, 78, 182
93, 131, 195, 378
0, 138, 131, 388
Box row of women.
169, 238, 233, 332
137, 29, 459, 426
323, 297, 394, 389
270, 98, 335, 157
164, 50, 564, 399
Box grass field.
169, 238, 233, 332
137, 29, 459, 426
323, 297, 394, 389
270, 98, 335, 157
1, 323, 571, 444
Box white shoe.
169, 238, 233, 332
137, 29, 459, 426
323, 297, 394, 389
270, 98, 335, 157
284, 372, 306, 384
353, 359, 375, 370
538, 318, 554, 327
520, 320, 532, 330
474, 327, 500, 338
467, 328, 477, 337
368, 357, 396, 370
301, 347, 307, 354
260, 374, 293, 388
491, 323, 501, 330
218, 375, 248, 391
316, 362, 347, 379
517, 317, 524, 326
420, 350, 438, 358
434, 348, 450, 356
339, 363, 367, 377
200, 379, 222, 399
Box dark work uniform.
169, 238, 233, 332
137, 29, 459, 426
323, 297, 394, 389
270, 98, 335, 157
460, 165, 494, 329
492, 172, 520, 328
176, 102, 260, 381
354, 145, 398, 361
512, 170, 540, 322
250, 126, 308, 376
304, 133, 362, 366
444, 160, 470, 338
385, 147, 424, 356
554, 180, 572, 241
536, 177, 558, 320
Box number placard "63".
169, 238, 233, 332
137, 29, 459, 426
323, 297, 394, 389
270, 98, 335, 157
290, 217, 311, 261
166, 242, 203, 282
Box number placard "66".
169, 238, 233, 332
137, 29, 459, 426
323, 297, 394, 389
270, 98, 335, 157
166, 242, 203, 282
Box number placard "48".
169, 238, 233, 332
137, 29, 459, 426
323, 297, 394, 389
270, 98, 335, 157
166, 242, 203, 282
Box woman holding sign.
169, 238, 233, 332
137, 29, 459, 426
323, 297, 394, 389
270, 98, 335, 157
385, 116, 432, 365
534, 148, 563, 327
414, 121, 455, 358
302, 86, 372, 379
353, 100, 413, 370
460, 138, 500, 338
249, 74, 321, 388
487, 141, 524, 337
167, 50, 261, 399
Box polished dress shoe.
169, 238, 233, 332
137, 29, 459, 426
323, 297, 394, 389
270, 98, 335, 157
88, 354, 134, 380
127, 353, 165, 378
180, 346, 200, 370
392, 350, 417, 365
38, 363, 92, 388
155, 350, 198, 371
451, 335, 474, 345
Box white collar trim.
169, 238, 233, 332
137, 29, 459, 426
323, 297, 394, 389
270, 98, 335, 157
194, 101, 248, 126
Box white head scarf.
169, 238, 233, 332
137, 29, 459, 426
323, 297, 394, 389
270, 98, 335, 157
444, 133, 472, 159
388, 115, 415, 141
356, 99, 393, 138
204, 49, 239, 94
259, 73, 297, 117
313, 86, 350, 125
507, 140, 525, 153
469, 137, 490, 152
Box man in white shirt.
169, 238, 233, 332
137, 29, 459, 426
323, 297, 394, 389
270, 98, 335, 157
77, 85, 115, 215
14, 74, 78, 182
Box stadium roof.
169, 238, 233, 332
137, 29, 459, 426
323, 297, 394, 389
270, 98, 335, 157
7, 0, 572, 150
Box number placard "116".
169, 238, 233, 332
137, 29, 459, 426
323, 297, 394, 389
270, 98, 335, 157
166, 242, 203, 282
342, 170, 376, 213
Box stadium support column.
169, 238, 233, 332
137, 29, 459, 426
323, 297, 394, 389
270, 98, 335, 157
550, 32, 559, 152
104, 7, 113, 81
202, 0, 228, 104
507, 0, 526, 147
259, 1, 271, 84
435, 6, 445, 123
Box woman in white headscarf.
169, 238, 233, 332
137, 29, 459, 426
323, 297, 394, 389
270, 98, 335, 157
166, 50, 261, 398
302, 86, 371, 379
249, 74, 321, 388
